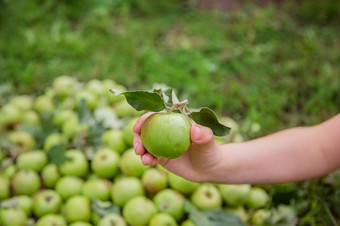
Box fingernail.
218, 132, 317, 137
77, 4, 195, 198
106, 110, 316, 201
192, 125, 202, 141
134, 142, 139, 151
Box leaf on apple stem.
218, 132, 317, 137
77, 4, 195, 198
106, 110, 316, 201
46, 144, 67, 165
110, 89, 166, 112
189, 107, 231, 136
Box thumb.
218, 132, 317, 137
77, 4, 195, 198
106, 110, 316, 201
190, 124, 215, 152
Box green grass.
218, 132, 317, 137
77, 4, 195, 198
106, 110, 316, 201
0, 2, 340, 223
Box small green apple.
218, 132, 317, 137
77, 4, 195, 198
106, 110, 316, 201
0, 208, 27, 226
34, 95, 55, 113
55, 176, 84, 200
64, 195, 91, 223
9, 95, 33, 111
8, 130, 35, 153
17, 195, 33, 217
181, 219, 195, 226
43, 132, 68, 151
141, 112, 191, 159
246, 187, 270, 209
35, 213, 67, 226
33, 189, 62, 217
85, 79, 106, 97
53, 110, 77, 126
16, 150, 48, 172
97, 213, 127, 226
0, 176, 10, 200
111, 177, 145, 207
123, 117, 139, 147
153, 188, 186, 221
149, 213, 178, 226
41, 164, 61, 188
61, 117, 88, 140
22, 110, 40, 125
114, 100, 139, 118
120, 148, 149, 177
250, 209, 271, 225
91, 148, 120, 179
168, 172, 199, 195
2, 164, 17, 180
101, 129, 127, 154
123, 196, 157, 226
52, 75, 78, 99
0, 104, 22, 126
69, 221, 93, 226
190, 183, 222, 210
218, 184, 251, 206
75, 90, 98, 110
225, 206, 248, 223
141, 167, 168, 194
59, 149, 89, 177
82, 178, 111, 201
11, 169, 41, 195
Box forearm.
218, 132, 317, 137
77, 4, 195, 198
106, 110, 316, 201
210, 114, 340, 184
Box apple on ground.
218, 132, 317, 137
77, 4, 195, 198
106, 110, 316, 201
123, 117, 139, 147
113, 100, 139, 118
8, 130, 35, 153
181, 219, 195, 226
69, 221, 93, 226
101, 129, 127, 154
0, 176, 10, 200
250, 209, 271, 225
11, 169, 41, 196
35, 213, 67, 226
75, 90, 98, 110
55, 176, 84, 200
41, 164, 61, 188
52, 75, 78, 99
111, 177, 145, 207
0, 208, 27, 226
149, 213, 178, 226
2, 164, 17, 180
59, 149, 89, 178
82, 178, 111, 201
141, 167, 168, 194
9, 95, 33, 111
120, 148, 149, 177
17, 195, 33, 217
246, 187, 270, 209
97, 213, 127, 226
91, 148, 120, 179
190, 183, 222, 210
33, 189, 62, 217
16, 150, 48, 172
61, 117, 88, 140
218, 184, 251, 206
168, 172, 199, 195
33, 95, 55, 113
21, 110, 40, 125
43, 132, 68, 151
64, 195, 91, 223
123, 196, 157, 226
0, 104, 22, 126
153, 188, 186, 221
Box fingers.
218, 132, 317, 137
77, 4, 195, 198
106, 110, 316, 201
133, 112, 154, 134
190, 124, 215, 152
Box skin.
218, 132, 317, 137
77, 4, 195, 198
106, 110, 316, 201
133, 113, 340, 184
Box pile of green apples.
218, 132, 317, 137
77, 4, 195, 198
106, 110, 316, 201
0, 76, 295, 226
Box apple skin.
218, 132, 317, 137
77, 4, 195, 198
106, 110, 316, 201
16, 150, 48, 172
0, 176, 10, 200
114, 100, 139, 118
181, 219, 195, 226
246, 187, 270, 209
35, 213, 67, 226
218, 184, 251, 207
8, 130, 36, 153
61, 117, 88, 140
141, 167, 168, 194
149, 213, 178, 226
52, 75, 78, 99
2, 164, 17, 180
64, 195, 91, 223
101, 129, 127, 154
9, 95, 33, 111
120, 148, 149, 177
141, 112, 191, 159
0, 104, 22, 126
82, 178, 111, 201
91, 148, 120, 179
69, 221, 93, 226
59, 149, 89, 178
75, 90, 98, 110
0, 208, 27, 226
33, 189, 62, 217
11, 169, 41, 196
17, 195, 33, 217
153, 188, 186, 221
22, 110, 40, 125
43, 132, 68, 151
55, 176, 84, 200
97, 213, 127, 226
168, 172, 199, 195
41, 164, 61, 188
33, 95, 55, 113
190, 183, 222, 210
111, 177, 145, 207
123, 196, 157, 226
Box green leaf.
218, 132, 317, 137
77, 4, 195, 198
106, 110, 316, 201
189, 107, 231, 136
110, 89, 166, 112
185, 201, 212, 226
203, 209, 245, 226
91, 199, 120, 217
46, 144, 67, 165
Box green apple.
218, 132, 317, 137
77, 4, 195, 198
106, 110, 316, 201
16, 150, 48, 172
0, 176, 10, 200
181, 219, 195, 226
123, 196, 157, 226
141, 112, 191, 159
246, 187, 270, 209
41, 164, 61, 188
120, 148, 148, 177
75, 90, 98, 110
97, 213, 127, 226
61, 117, 88, 140
21, 110, 40, 125
114, 100, 139, 118
52, 75, 78, 98
85, 79, 106, 97
64, 195, 91, 223
190, 183, 222, 210
43, 132, 68, 151
0, 104, 22, 126
9, 95, 33, 111
12, 169, 41, 195
123, 117, 139, 147
0, 208, 27, 226
82, 178, 111, 201
34, 95, 55, 113
218, 184, 251, 206
91, 148, 120, 179
35, 213, 67, 226
55, 176, 84, 200
250, 209, 271, 225
69, 222, 93, 226
153, 188, 186, 221
33, 189, 62, 217
141, 167, 167, 194
168, 172, 199, 195
101, 129, 127, 154
17, 195, 33, 217
8, 130, 35, 153
149, 213, 178, 226
53, 109, 77, 126
225, 206, 248, 222
2, 163, 17, 180
59, 149, 89, 177
111, 177, 145, 207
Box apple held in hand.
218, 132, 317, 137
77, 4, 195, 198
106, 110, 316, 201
141, 112, 191, 159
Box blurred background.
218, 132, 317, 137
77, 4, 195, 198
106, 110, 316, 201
0, 0, 340, 225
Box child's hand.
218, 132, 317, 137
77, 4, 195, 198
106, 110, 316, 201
133, 112, 222, 182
